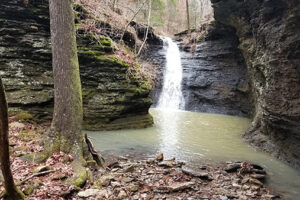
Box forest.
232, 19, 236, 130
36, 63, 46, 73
0, 0, 299, 199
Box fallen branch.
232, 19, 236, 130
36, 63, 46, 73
0, 169, 57, 198
17, 169, 57, 186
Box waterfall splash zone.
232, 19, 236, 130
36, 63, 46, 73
158, 37, 185, 110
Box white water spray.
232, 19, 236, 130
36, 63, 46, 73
158, 37, 185, 110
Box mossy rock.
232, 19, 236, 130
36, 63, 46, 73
24, 185, 34, 195
15, 111, 33, 122
20, 153, 48, 163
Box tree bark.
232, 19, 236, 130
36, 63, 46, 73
0, 79, 24, 200
186, 0, 190, 34
47, 0, 84, 159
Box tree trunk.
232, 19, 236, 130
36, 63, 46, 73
186, 0, 190, 34
137, 0, 152, 56
0, 79, 24, 200
47, 0, 84, 159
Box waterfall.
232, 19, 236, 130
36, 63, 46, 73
158, 37, 185, 110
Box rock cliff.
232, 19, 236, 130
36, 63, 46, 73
178, 23, 253, 116
212, 0, 300, 168
0, 0, 153, 130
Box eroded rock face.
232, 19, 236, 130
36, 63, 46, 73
179, 23, 253, 116
148, 23, 252, 116
212, 0, 300, 168
0, 0, 153, 130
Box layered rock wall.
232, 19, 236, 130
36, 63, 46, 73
0, 0, 153, 130
212, 0, 300, 168
179, 23, 253, 116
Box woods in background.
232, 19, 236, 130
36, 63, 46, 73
112, 0, 213, 35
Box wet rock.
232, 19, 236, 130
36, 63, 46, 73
158, 161, 175, 168
156, 153, 164, 162
107, 161, 121, 169
225, 163, 241, 173
262, 194, 281, 199
249, 178, 263, 186
251, 164, 264, 170
250, 174, 265, 180
252, 169, 266, 174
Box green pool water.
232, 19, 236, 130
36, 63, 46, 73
86, 108, 300, 199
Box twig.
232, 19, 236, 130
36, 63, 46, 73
119, 0, 147, 42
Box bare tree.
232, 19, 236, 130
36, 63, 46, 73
186, 0, 190, 33
0, 79, 25, 200
119, 0, 148, 42
137, 0, 152, 56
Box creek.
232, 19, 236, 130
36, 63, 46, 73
86, 109, 300, 199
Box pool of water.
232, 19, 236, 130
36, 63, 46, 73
86, 108, 300, 199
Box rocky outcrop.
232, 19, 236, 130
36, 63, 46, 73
177, 23, 253, 116
0, 0, 153, 130
212, 0, 300, 168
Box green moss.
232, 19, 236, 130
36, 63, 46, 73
16, 130, 35, 141
14, 146, 28, 151
0, 188, 25, 199
24, 185, 34, 195
78, 49, 105, 57
15, 111, 33, 122
73, 3, 89, 20
71, 168, 87, 188
37, 129, 44, 134
20, 152, 48, 163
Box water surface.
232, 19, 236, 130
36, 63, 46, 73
86, 108, 300, 199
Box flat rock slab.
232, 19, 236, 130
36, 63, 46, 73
78, 189, 101, 198
182, 166, 211, 180
158, 182, 195, 192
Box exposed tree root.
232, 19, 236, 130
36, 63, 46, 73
85, 133, 105, 168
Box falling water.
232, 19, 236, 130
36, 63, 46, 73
158, 37, 185, 109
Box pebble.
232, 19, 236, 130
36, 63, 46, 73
219, 195, 228, 200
